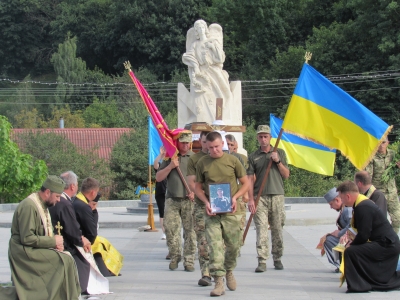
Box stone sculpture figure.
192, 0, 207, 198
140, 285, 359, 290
182, 20, 234, 124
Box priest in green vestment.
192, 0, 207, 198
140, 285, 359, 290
0, 176, 81, 300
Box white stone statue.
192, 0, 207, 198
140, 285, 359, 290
182, 19, 235, 125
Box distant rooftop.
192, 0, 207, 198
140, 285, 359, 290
11, 128, 132, 160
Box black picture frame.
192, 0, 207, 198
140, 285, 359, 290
209, 183, 232, 214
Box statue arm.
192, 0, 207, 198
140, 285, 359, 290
207, 39, 225, 64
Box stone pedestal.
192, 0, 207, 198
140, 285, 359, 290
177, 81, 245, 151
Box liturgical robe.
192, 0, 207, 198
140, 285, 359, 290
1, 193, 80, 300
344, 198, 400, 293
49, 193, 90, 293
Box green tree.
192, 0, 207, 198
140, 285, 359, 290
51, 35, 88, 108
110, 129, 148, 199
17, 131, 114, 196
51, 0, 211, 78
0, 0, 59, 77
0, 116, 48, 203
14, 108, 46, 129
83, 98, 126, 128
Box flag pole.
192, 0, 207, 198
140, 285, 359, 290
243, 128, 284, 243
146, 116, 158, 232
146, 165, 158, 231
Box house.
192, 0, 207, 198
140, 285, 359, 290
11, 128, 132, 160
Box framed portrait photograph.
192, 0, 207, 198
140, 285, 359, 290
209, 183, 232, 214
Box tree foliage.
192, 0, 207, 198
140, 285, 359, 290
0, 116, 48, 203
1, 0, 400, 198
16, 131, 114, 197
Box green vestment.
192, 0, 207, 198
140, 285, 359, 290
0, 194, 81, 300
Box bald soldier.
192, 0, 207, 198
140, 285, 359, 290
195, 131, 249, 296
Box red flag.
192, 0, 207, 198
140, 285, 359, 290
126, 66, 186, 158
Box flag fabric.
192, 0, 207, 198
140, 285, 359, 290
127, 68, 187, 158
282, 63, 392, 170
148, 116, 163, 165
270, 114, 336, 176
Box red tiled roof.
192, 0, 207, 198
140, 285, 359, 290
11, 128, 132, 160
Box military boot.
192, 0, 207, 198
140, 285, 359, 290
255, 262, 266, 273
274, 260, 284, 270
210, 276, 225, 297
169, 256, 181, 270
225, 270, 236, 291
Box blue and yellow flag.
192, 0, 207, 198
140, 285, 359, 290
282, 64, 392, 170
270, 114, 336, 176
148, 116, 162, 165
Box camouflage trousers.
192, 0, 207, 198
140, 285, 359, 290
205, 213, 242, 277
237, 198, 247, 246
254, 195, 285, 263
193, 202, 210, 277
385, 191, 400, 233
164, 198, 196, 266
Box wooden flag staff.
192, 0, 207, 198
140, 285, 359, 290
146, 165, 158, 232
242, 128, 284, 243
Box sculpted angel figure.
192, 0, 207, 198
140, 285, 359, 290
182, 20, 233, 123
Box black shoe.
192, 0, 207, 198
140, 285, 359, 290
198, 276, 212, 286
334, 268, 340, 273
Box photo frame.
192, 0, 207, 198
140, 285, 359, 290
209, 183, 232, 214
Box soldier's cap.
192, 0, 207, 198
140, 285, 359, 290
43, 175, 65, 194
217, 187, 222, 191
178, 131, 192, 143
324, 187, 338, 203
257, 125, 271, 134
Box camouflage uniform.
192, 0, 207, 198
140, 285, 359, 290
159, 138, 196, 268
193, 202, 209, 276
164, 198, 196, 266
205, 213, 242, 277
230, 152, 248, 246
247, 136, 288, 264
253, 195, 285, 262
365, 149, 400, 233
187, 151, 210, 277
196, 153, 246, 277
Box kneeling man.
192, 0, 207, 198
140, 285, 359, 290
320, 187, 352, 272
2, 176, 80, 300
337, 181, 400, 293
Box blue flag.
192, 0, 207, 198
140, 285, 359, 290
282, 63, 392, 170
148, 116, 162, 165
270, 114, 336, 176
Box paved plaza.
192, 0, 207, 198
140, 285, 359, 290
1, 204, 399, 299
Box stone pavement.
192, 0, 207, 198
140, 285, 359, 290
1, 205, 399, 299
0, 203, 341, 229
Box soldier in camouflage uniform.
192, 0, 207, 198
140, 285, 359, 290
226, 135, 249, 245
187, 131, 212, 286
247, 125, 290, 272
365, 137, 400, 233
156, 132, 196, 271
195, 132, 249, 297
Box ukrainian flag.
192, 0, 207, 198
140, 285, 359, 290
270, 114, 336, 176
148, 116, 162, 165
282, 63, 392, 170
